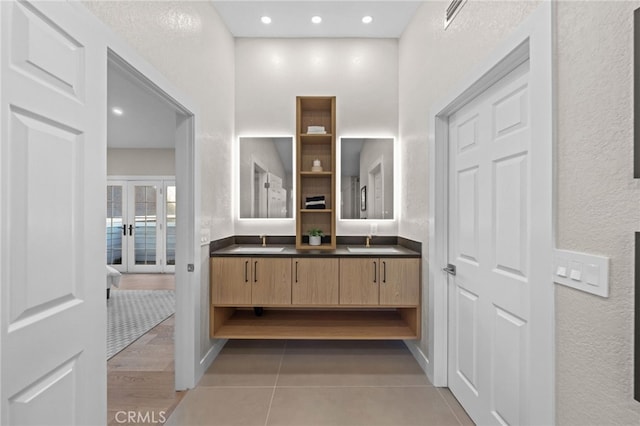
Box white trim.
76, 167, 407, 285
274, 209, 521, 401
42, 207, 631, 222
427, 2, 554, 424
198, 338, 228, 380
404, 340, 430, 375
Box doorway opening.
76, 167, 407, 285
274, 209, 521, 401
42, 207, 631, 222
105, 48, 196, 421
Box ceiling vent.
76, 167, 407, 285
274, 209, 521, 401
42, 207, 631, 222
445, 0, 468, 28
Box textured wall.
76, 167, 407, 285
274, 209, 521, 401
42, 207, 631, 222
83, 0, 235, 376
400, 0, 640, 424
83, 1, 235, 241
555, 1, 640, 424
107, 148, 175, 176
235, 38, 400, 236
399, 0, 540, 357
235, 38, 398, 137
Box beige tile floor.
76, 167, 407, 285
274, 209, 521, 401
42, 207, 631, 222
166, 340, 474, 426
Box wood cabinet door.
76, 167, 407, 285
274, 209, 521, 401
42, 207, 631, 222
252, 258, 292, 305
379, 258, 420, 306
339, 258, 379, 305
292, 258, 339, 305
211, 257, 252, 305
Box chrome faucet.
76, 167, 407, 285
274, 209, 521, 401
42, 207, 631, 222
260, 234, 266, 247
365, 235, 372, 247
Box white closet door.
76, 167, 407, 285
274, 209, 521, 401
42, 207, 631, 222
447, 60, 533, 425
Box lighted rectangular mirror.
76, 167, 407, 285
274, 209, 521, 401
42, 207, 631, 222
340, 137, 394, 220
239, 136, 293, 219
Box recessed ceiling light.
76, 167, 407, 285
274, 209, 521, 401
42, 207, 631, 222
111, 107, 123, 116
261, 16, 271, 24
311, 16, 322, 24
362, 16, 373, 24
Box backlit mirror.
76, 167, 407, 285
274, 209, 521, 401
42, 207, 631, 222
239, 136, 293, 219
340, 137, 394, 220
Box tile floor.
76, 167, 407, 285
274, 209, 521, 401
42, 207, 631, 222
166, 340, 474, 426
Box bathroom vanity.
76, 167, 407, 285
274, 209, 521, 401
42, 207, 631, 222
209, 238, 421, 340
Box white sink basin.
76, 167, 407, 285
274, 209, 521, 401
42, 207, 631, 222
228, 246, 285, 254
347, 247, 402, 254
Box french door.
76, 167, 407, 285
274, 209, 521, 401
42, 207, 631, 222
107, 179, 175, 273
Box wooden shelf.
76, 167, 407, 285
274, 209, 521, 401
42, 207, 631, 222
299, 171, 332, 177
211, 308, 419, 340
300, 133, 333, 138
296, 242, 335, 250
300, 209, 333, 213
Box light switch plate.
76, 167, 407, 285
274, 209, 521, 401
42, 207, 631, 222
553, 249, 609, 298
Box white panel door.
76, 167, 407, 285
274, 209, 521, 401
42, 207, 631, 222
447, 60, 531, 425
1, 1, 106, 425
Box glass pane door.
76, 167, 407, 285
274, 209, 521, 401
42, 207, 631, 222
165, 182, 176, 271
129, 183, 160, 272
106, 183, 126, 271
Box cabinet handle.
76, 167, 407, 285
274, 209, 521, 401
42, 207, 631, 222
244, 260, 249, 283
122, 224, 127, 236
254, 261, 258, 283
383, 261, 387, 283
128, 224, 134, 236
295, 261, 298, 283
373, 261, 377, 283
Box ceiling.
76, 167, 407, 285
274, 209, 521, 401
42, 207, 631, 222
107, 59, 177, 149
107, 1, 424, 150
211, 1, 423, 38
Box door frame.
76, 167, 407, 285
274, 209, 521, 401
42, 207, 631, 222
426, 2, 554, 424
105, 45, 201, 390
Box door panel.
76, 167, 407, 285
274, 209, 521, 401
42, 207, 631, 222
292, 258, 339, 305
379, 258, 419, 306
165, 182, 176, 270
106, 182, 125, 270
1, 1, 106, 424
339, 258, 378, 305
448, 60, 531, 425
211, 258, 251, 305
252, 258, 291, 305
131, 183, 159, 270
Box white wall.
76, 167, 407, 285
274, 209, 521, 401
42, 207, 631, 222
400, 0, 640, 424
83, 0, 235, 378
234, 38, 399, 236
107, 148, 175, 176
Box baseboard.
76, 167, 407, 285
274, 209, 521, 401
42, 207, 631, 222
197, 338, 228, 380
404, 339, 434, 384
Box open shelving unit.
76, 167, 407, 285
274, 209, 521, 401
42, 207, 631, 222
211, 308, 419, 340
296, 96, 336, 250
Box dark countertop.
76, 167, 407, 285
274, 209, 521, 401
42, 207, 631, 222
210, 244, 420, 258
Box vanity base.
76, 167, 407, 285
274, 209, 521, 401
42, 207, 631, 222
210, 307, 420, 340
